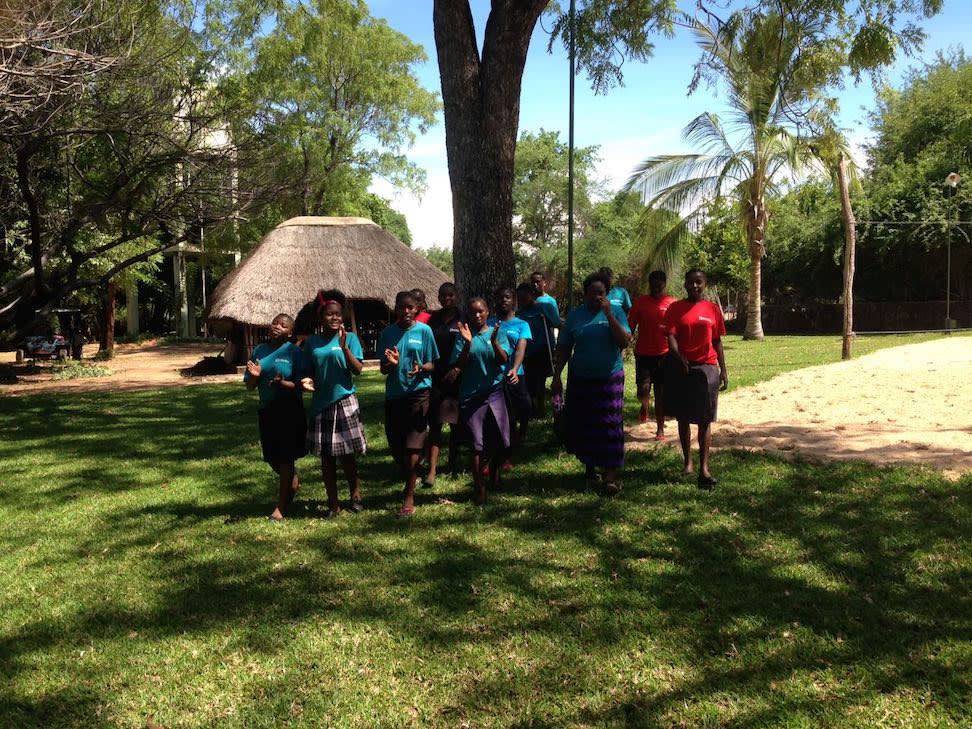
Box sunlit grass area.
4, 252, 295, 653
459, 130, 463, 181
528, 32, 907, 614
0, 334, 969, 728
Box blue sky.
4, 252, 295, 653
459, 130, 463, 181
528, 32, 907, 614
367, 1, 971, 249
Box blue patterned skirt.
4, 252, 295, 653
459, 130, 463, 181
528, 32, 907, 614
565, 369, 625, 469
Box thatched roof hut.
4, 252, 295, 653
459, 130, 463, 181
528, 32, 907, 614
206, 216, 450, 359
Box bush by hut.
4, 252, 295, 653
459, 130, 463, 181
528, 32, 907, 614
205, 217, 450, 362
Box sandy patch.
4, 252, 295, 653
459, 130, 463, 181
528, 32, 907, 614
0, 341, 237, 396
628, 337, 972, 479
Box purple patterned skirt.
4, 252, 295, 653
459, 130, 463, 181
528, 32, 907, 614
565, 369, 625, 469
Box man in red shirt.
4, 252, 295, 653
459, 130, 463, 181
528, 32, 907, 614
628, 270, 677, 438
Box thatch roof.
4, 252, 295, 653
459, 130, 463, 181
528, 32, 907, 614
206, 216, 451, 327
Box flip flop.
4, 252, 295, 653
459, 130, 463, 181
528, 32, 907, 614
350, 499, 364, 513
697, 475, 717, 491
654, 432, 667, 441
603, 482, 621, 497
422, 477, 436, 489
398, 505, 416, 518
322, 508, 341, 519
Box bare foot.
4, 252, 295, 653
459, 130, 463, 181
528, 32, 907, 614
269, 507, 284, 521
682, 463, 695, 475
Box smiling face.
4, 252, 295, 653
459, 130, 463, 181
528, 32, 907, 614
467, 299, 489, 330
438, 286, 457, 309
584, 280, 607, 310
685, 271, 706, 301
270, 315, 293, 341
323, 302, 343, 331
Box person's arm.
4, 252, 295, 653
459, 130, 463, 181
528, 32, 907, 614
550, 343, 571, 396
667, 332, 690, 373
340, 327, 364, 375
444, 323, 472, 383
602, 300, 631, 348
507, 337, 527, 383
490, 323, 509, 365
714, 337, 728, 390
244, 358, 260, 390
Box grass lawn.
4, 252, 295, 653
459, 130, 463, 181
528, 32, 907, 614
0, 334, 969, 728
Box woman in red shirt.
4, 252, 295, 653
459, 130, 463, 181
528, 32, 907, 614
664, 269, 728, 489
628, 270, 677, 438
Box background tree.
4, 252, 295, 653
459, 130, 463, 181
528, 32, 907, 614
224, 0, 438, 225
433, 0, 676, 299
512, 129, 600, 268
0, 0, 267, 339
626, 12, 826, 339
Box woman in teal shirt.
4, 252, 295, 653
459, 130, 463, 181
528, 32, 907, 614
244, 313, 306, 521
551, 271, 632, 496
301, 290, 366, 518
488, 286, 532, 466
379, 290, 439, 517
445, 296, 510, 506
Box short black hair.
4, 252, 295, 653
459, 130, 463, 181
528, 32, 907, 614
466, 295, 488, 310
410, 288, 427, 302
529, 271, 545, 280
583, 271, 610, 292
648, 270, 667, 282
598, 266, 614, 280
316, 288, 346, 311
684, 268, 707, 281
516, 281, 540, 298
395, 290, 417, 308
271, 313, 294, 327
438, 282, 457, 296
494, 285, 514, 300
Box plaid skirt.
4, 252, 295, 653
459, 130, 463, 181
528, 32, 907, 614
307, 394, 367, 457
565, 369, 625, 470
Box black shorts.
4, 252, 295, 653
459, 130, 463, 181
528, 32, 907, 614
523, 352, 552, 398
503, 373, 533, 421
384, 390, 431, 453
258, 396, 307, 464
635, 354, 667, 387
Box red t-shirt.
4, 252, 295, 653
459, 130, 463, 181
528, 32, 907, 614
664, 299, 726, 365
629, 294, 677, 356
415, 311, 431, 324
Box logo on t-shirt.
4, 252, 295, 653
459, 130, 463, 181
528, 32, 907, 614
408, 338, 421, 345
699, 316, 713, 323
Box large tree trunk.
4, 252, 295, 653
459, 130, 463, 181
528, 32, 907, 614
837, 152, 857, 359
14, 142, 45, 297
743, 193, 766, 340
433, 0, 548, 298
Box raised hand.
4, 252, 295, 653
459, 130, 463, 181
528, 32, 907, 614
457, 321, 472, 343
339, 324, 347, 349
490, 322, 501, 342
600, 297, 612, 315
385, 346, 400, 366
245, 359, 261, 378
301, 376, 315, 392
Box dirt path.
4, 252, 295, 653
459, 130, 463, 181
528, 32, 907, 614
0, 342, 238, 396
628, 337, 972, 479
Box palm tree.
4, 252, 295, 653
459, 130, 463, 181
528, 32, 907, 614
625, 12, 826, 340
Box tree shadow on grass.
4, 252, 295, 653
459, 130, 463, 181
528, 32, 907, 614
1, 384, 971, 726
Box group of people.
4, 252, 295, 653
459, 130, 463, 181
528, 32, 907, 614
244, 267, 728, 520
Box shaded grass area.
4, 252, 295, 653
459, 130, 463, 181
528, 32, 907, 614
0, 338, 970, 727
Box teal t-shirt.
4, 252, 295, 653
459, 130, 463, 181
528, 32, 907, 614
378, 321, 439, 400
450, 328, 512, 403
518, 298, 559, 357
487, 316, 531, 375
303, 331, 364, 417
558, 304, 631, 379
244, 341, 304, 409
608, 286, 633, 313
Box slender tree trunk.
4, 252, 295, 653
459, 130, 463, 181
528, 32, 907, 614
15, 143, 45, 297
433, 0, 547, 298
100, 280, 118, 354
743, 193, 766, 340
837, 152, 857, 359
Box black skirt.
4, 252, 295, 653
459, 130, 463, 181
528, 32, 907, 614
664, 357, 720, 424
258, 395, 308, 464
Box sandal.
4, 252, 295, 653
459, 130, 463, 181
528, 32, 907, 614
350, 499, 364, 513
697, 475, 717, 491
398, 505, 416, 518
603, 481, 621, 497
654, 432, 667, 442
422, 476, 436, 489
322, 507, 341, 519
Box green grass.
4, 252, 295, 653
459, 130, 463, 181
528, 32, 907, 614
0, 334, 970, 728
51, 362, 112, 381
